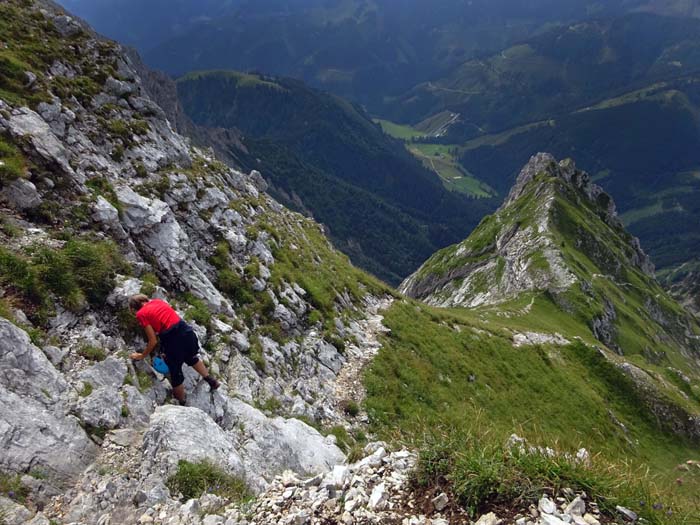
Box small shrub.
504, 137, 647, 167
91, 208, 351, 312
62, 239, 128, 305
121, 404, 130, 418
140, 273, 159, 296
107, 119, 131, 140
134, 162, 148, 178
0, 472, 29, 503
183, 293, 212, 329
166, 460, 251, 502
86, 177, 121, 212
0, 136, 26, 183
136, 370, 153, 392
78, 345, 106, 362
210, 241, 230, 270
117, 307, 142, 342
130, 119, 150, 135
341, 400, 360, 417
307, 310, 323, 325
244, 257, 261, 279
78, 382, 93, 397
110, 144, 124, 162
258, 396, 282, 414
0, 217, 21, 238
249, 336, 266, 372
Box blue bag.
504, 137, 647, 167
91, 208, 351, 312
153, 356, 170, 375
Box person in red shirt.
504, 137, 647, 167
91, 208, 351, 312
128, 294, 219, 405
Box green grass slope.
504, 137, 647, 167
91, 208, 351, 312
367, 154, 700, 520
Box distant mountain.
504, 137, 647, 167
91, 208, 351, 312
57, 0, 666, 111
176, 71, 494, 284
454, 74, 700, 273
387, 13, 700, 132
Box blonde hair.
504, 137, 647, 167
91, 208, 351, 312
128, 294, 150, 312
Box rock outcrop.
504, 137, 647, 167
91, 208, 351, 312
400, 153, 653, 308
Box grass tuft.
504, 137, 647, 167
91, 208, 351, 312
166, 460, 251, 503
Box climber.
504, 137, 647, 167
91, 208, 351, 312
128, 294, 220, 405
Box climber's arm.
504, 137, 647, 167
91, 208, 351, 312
129, 325, 158, 360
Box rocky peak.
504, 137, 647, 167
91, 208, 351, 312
504, 152, 613, 220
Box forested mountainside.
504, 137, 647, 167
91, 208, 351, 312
174, 71, 493, 284
2, 1, 700, 524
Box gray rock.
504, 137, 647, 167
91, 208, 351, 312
616, 506, 638, 522
42, 345, 67, 366
93, 196, 128, 239
0, 387, 98, 484
116, 186, 232, 315
431, 492, 449, 511
51, 15, 82, 37
3, 107, 74, 176
367, 482, 388, 510
540, 515, 569, 525
123, 385, 154, 426
0, 319, 68, 405
475, 512, 501, 525
77, 386, 123, 429
105, 77, 135, 99
79, 356, 127, 389
1, 178, 41, 210
0, 496, 33, 525
143, 405, 245, 480
565, 497, 586, 517
26, 512, 51, 525
538, 495, 557, 515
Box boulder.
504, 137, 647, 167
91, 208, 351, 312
142, 405, 245, 479
0, 497, 33, 525
0, 178, 42, 210
0, 387, 98, 484
0, 319, 68, 405
226, 398, 345, 491
77, 386, 123, 429
78, 356, 128, 390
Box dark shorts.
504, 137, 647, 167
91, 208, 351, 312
159, 320, 200, 387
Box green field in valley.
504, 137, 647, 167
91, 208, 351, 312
376, 119, 496, 198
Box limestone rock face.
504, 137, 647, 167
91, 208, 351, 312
142, 405, 246, 480
400, 153, 654, 309
0, 319, 69, 405
143, 402, 345, 494
0, 2, 384, 521
0, 387, 98, 485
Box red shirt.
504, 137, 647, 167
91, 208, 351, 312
136, 299, 181, 334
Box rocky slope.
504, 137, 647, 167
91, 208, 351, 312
0, 1, 394, 523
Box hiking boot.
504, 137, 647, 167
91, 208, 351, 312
204, 376, 220, 391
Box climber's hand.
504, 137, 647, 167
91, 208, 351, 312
130, 352, 144, 361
